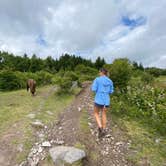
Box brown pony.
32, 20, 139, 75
27, 79, 36, 96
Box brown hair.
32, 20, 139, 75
100, 68, 108, 75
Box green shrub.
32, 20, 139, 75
57, 69, 65, 77
56, 77, 73, 94
51, 75, 61, 85
107, 58, 132, 90
75, 64, 97, 83
35, 71, 53, 85
64, 71, 79, 81
78, 75, 95, 83
141, 72, 154, 84
53, 71, 81, 94
75, 64, 98, 76
0, 70, 22, 91
145, 67, 164, 77
15, 71, 28, 88
112, 83, 166, 135
132, 69, 144, 77
24, 72, 38, 82
0, 70, 55, 91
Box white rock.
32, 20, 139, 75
41, 141, 51, 147
155, 138, 161, 143
88, 122, 92, 126
55, 140, 64, 145
19, 161, 27, 166
115, 141, 123, 146
27, 113, 36, 119
17, 144, 23, 152
32, 148, 38, 154
38, 146, 43, 153
59, 126, 62, 130
38, 133, 45, 139
46, 111, 53, 115
105, 147, 109, 152
31, 120, 44, 128
78, 107, 81, 112
105, 134, 111, 138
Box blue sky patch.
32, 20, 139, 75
36, 35, 47, 47
121, 16, 146, 29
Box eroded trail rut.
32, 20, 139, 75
39, 84, 133, 166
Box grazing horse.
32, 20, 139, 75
27, 79, 36, 96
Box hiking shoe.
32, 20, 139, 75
101, 129, 107, 137
98, 127, 103, 138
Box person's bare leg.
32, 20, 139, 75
102, 107, 107, 129
94, 106, 102, 128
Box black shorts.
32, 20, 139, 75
94, 103, 109, 109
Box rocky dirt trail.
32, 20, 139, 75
0, 86, 56, 166
0, 84, 133, 166
35, 83, 133, 166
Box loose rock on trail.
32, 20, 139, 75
36, 83, 133, 166
1, 84, 133, 166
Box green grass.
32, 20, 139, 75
79, 109, 90, 134
111, 114, 166, 166
0, 86, 50, 134
35, 93, 74, 124
74, 142, 86, 151
0, 85, 75, 164
154, 76, 166, 88
79, 109, 99, 164
41, 154, 55, 166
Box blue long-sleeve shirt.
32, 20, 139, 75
91, 75, 114, 106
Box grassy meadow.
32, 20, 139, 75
0, 85, 75, 163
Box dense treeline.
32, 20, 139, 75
0, 51, 106, 72
132, 61, 166, 76
0, 51, 165, 75
0, 51, 166, 92
0, 51, 105, 91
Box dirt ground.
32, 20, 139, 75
40, 83, 133, 166
0, 84, 134, 166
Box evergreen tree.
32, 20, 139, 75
95, 56, 106, 69
29, 54, 44, 72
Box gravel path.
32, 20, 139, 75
38, 83, 134, 166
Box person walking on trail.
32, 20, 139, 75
91, 68, 114, 138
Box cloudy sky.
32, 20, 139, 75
0, 0, 166, 68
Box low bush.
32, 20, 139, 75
35, 71, 53, 85
64, 71, 79, 81
0, 70, 55, 91
54, 71, 80, 94
104, 58, 132, 90
141, 72, 154, 84
111, 83, 166, 135
75, 64, 98, 76
0, 70, 22, 91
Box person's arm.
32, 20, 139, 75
109, 81, 114, 94
91, 78, 98, 92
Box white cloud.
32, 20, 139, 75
0, 0, 165, 68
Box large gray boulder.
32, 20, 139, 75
49, 146, 86, 166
